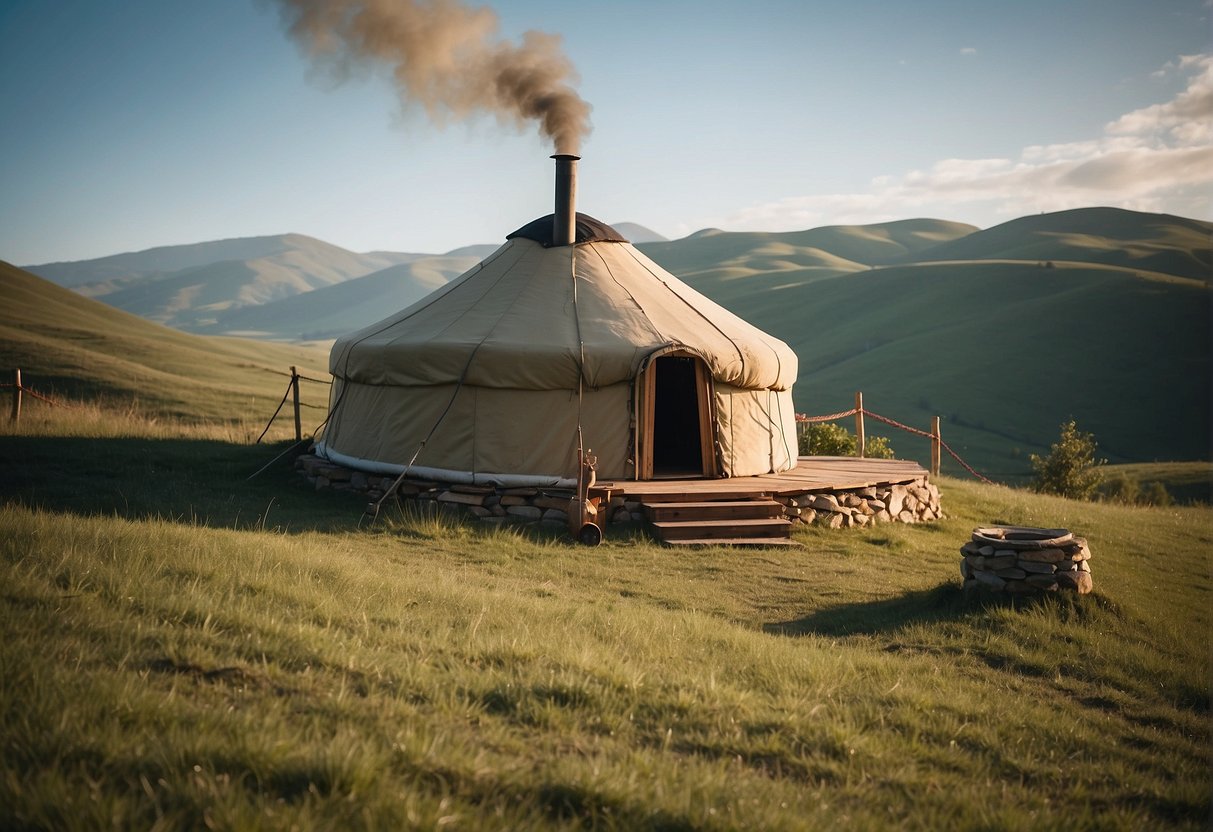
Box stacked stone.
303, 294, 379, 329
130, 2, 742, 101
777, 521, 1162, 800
296, 455, 942, 530
960, 526, 1092, 594
296, 454, 634, 528
776, 479, 942, 529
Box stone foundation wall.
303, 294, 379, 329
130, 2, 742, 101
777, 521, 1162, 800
778, 480, 942, 528
296, 454, 942, 531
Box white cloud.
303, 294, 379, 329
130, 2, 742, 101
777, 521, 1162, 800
960, 47, 977, 56
722, 54, 1213, 230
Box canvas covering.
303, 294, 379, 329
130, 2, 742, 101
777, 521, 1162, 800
318, 223, 799, 485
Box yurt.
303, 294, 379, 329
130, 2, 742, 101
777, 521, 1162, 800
316, 156, 799, 487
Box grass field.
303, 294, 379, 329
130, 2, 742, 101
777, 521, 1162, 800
1, 407, 1209, 830
1, 260, 331, 423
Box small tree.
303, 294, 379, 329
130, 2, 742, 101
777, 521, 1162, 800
1030, 419, 1105, 499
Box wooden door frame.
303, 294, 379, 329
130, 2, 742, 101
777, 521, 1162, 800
635, 350, 717, 480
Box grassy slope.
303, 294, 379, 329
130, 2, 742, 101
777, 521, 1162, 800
665, 257, 1211, 483
633, 209, 1211, 482
0, 417, 1209, 828
906, 207, 1213, 282
641, 218, 977, 278
0, 261, 330, 422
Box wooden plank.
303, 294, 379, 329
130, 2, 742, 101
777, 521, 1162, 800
640, 362, 656, 480
694, 359, 717, 477
626, 489, 769, 503
597, 456, 930, 501
664, 538, 803, 548
645, 500, 783, 521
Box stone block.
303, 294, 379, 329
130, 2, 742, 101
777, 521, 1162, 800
810, 494, 839, 512
1019, 547, 1067, 563
506, 505, 542, 520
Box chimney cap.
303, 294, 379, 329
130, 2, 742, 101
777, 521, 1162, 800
550, 153, 581, 161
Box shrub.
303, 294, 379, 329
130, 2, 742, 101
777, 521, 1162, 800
1142, 481, 1173, 507
1030, 419, 1105, 499
799, 422, 894, 459
1098, 470, 1140, 505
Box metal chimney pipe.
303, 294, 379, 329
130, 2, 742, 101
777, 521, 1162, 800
551, 153, 579, 247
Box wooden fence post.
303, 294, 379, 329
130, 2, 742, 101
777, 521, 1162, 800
290, 366, 302, 442
854, 391, 865, 458
931, 416, 941, 478
11, 368, 21, 423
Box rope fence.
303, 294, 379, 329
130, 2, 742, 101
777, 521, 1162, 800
3, 369, 86, 420
263, 367, 332, 385
796, 391, 995, 485
0, 382, 83, 409
6, 366, 331, 446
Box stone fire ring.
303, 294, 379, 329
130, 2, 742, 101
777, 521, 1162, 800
961, 525, 1093, 594
971, 526, 1074, 550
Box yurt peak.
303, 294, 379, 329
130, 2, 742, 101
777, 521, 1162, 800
507, 213, 629, 247
506, 154, 629, 247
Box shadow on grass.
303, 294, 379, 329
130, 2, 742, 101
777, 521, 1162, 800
0, 435, 365, 533
0, 434, 641, 546
764, 583, 1113, 637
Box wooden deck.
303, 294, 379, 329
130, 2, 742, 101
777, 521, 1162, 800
597, 456, 928, 502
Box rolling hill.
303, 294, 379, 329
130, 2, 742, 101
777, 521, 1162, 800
8, 208, 1209, 484
632, 210, 1211, 483
0, 260, 329, 422
902, 207, 1212, 281
204, 253, 486, 340
25, 234, 422, 331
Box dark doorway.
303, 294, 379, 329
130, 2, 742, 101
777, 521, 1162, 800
652, 356, 703, 477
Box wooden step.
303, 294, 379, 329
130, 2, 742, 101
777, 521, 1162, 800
664, 537, 803, 548
644, 499, 784, 522
626, 489, 771, 503
651, 518, 792, 542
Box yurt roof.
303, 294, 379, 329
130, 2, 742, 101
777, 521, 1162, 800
330, 213, 797, 394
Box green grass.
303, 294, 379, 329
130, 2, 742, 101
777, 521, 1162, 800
1, 408, 1209, 829
1, 260, 331, 423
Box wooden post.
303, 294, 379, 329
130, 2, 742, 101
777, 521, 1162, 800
11, 368, 21, 423
931, 416, 942, 478
290, 366, 301, 442
854, 391, 865, 458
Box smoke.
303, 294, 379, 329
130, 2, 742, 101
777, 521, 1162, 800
275, 0, 592, 154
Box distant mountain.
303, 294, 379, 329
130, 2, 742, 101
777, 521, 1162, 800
26, 234, 422, 330
639, 219, 978, 280
25, 233, 411, 288
907, 207, 1212, 281
442, 244, 500, 259
610, 222, 668, 243
205, 253, 486, 340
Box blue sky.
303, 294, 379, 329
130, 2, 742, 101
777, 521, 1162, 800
1, 0, 1210, 264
